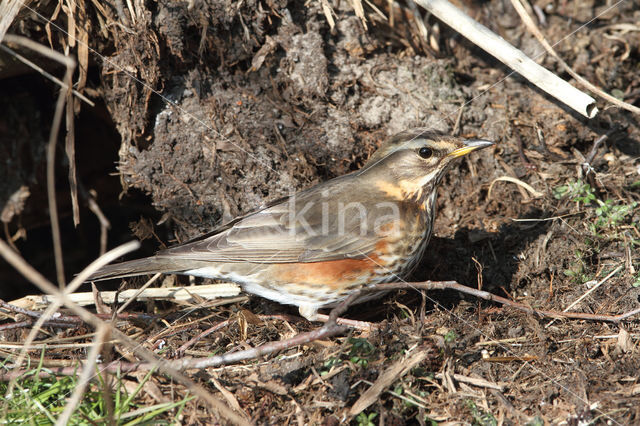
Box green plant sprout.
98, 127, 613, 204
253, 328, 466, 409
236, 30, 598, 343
554, 180, 638, 235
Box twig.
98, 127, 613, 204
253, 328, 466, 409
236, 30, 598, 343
2, 223, 18, 253
434, 372, 504, 391
0, 299, 81, 326
582, 127, 619, 176
533, 123, 560, 160
513, 125, 537, 171
177, 319, 231, 356
364, 281, 640, 323
532, 4, 546, 27
2, 293, 357, 380
50, 66, 73, 286
349, 345, 432, 416
9, 283, 242, 311
82, 188, 110, 255
171, 293, 356, 370
414, 0, 597, 118
0, 321, 37, 332
1, 186, 30, 252
312, 313, 374, 331
115, 273, 161, 314
0, 316, 349, 380
509, 0, 640, 116
0, 299, 156, 329
546, 265, 624, 328
406, 0, 430, 51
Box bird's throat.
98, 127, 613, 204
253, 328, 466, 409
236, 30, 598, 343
375, 169, 438, 205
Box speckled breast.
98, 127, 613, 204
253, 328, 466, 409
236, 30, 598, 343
365, 191, 437, 288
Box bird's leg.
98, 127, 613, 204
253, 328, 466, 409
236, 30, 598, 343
298, 304, 320, 321
298, 305, 374, 331
313, 313, 374, 331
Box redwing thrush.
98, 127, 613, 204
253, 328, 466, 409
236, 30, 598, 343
88, 129, 493, 320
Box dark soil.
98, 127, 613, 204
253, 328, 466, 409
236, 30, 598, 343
1, 0, 640, 423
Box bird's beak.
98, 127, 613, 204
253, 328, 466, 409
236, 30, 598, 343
448, 139, 494, 158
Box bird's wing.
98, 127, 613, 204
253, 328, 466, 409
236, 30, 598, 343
157, 174, 396, 263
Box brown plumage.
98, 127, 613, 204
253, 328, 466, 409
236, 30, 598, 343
88, 129, 494, 320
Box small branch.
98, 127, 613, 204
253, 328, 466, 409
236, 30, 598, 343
171, 292, 359, 370
0, 314, 349, 380
0, 298, 156, 331
367, 281, 640, 322
5, 241, 140, 389
510, 0, 640, 116
349, 345, 432, 416
546, 265, 624, 328
80, 187, 110, 256
434, 372, 504, 391
414, 0, 597, 118
177, 319, 231, 356
9, 283, 242, 311
582, 126, 620, 177
488, 176, 543, 200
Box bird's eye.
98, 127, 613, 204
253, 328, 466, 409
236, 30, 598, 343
418, 147, 433, 159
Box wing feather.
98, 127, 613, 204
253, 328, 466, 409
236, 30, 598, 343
157, 173, 389, 263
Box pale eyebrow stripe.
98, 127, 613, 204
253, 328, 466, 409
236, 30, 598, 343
431, 140, 451, 150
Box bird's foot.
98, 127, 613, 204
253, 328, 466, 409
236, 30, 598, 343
298, 305, 374, 331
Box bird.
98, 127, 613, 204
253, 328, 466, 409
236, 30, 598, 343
88, 129, 494, 321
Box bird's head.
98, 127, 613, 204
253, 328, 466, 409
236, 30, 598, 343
360, 129, 494, 202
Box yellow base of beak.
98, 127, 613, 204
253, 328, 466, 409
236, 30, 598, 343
448, 139, 494, 158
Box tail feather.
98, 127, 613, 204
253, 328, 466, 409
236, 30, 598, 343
86, 257, 209, 281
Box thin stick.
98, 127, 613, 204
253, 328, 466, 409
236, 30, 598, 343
488, 176, 544, 200
65, 82, 80, 227
48, 65, 72, 288
0, 299, 156, 328
414, 0, 597, 118
510, 0, 640, 116
583, 127, 619, 175
115, 273, 161, 314
79, 186, 110, 255
349, 345, 431, 415
177, 319, 232, 356
546, 265, 624, 328
370, 281, 640, 322
562, 266, 623, 313
0, 313, 349, 380
9, 283, 242, 311
0, 241, 138, 420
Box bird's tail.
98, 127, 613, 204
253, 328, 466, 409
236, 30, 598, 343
86, 257, 205, 281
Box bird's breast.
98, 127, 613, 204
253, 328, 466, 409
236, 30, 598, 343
386, 190, 437, 275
